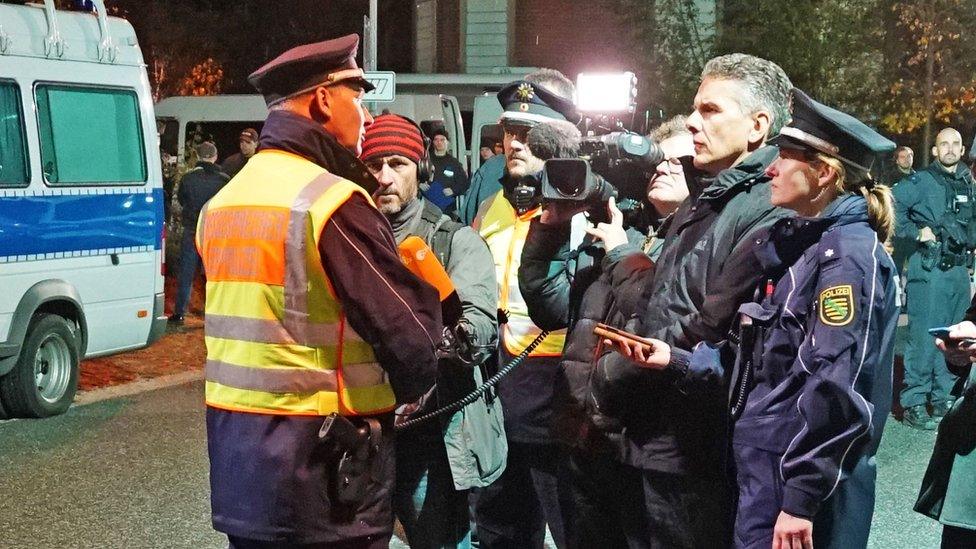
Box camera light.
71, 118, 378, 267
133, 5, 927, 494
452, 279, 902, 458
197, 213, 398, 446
575, 72, 637, 113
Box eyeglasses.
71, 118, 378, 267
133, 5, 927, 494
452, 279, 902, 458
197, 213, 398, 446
501, 121, 534, 141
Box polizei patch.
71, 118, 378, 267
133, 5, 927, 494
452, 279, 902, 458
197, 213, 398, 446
819, 285, 854, 326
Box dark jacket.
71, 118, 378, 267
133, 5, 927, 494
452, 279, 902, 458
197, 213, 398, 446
915, 298, 976, 531
221, 151, 252, 178
596, 145, 790, 475
425, 154, 468, 213
894, 162, 976, 251
519, 214, 661, 448
207, 110, 441, 544
177, 161, 229, 231
699, 195, 898, 548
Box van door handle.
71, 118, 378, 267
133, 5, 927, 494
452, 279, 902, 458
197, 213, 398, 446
111, 253, 119, 266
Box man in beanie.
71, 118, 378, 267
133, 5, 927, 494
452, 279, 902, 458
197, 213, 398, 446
361, 113, 505, 548
198, 35, 442, 548
169, 141, 228, 326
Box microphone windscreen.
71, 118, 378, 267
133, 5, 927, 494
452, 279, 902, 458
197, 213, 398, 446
526, 120, 582, 161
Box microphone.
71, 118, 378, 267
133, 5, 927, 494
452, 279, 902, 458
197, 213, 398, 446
526, 119, 582, 161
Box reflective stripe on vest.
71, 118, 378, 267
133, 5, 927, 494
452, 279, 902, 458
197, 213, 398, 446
198, 150, 394, 416
474, 190, 566, 357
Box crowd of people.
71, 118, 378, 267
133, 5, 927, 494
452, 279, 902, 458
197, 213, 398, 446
164, 32, 976, 549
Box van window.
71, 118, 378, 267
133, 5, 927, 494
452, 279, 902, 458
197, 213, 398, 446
35, 85, 147, 185
0, 81, 29, 187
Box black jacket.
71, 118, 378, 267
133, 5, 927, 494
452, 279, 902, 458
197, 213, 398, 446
177, 161, 229, 231
597, 145, 791, 475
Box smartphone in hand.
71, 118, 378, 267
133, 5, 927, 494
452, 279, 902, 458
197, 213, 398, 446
594, 323, 653, 352
928, 326, 976, 346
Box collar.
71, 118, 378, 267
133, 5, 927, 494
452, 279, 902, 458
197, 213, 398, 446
754, 194, 867, 272
386, 196, 425, 244
927, 161, 973, 182
257, 110, 378, 193
697, 145, 779, 202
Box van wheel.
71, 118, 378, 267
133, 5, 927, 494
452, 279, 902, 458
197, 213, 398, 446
0, 314, 79, 418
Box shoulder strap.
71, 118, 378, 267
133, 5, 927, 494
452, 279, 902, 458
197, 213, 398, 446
421, 200, 464, 268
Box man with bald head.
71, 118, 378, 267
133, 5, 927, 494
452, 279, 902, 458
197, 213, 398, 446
894, 127, 976, 429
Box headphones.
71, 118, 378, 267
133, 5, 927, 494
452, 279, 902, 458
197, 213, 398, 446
397, 114, 433, 185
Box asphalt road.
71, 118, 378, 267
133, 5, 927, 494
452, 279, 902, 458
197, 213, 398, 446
0, 380, 947, 548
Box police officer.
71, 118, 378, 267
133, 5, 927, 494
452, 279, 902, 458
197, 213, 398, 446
198, 35, 442, 548
894, 127, 976, 430
471, 71, 580, 549
607, 89, 900, 548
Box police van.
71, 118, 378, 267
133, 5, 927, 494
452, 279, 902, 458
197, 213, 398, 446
155, 91, 468, 174
0, 0, 166, 417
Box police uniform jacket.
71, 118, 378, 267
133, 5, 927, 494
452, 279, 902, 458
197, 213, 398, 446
680, 194, 898, 547
893, 161, 976, 252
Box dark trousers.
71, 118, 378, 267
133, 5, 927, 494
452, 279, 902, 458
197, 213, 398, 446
628, 468, 731, 549
394, 434, 471, 548
174, 229, 201, 317
901, 257, 968, 408
942, 525, 976, 548
568, 448, 644, 549
474, 441, 576, 549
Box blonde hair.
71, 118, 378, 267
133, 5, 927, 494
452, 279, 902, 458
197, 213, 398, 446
814, 153, 895, 244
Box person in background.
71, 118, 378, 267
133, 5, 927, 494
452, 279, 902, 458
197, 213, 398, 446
220, 127, 259, 177
894, 127, 976, 430
887, 146, 917, 276
422, 128, 469, 215
168, 141, 228, 325
480, 141, 497, 162
360, 113, 504, 549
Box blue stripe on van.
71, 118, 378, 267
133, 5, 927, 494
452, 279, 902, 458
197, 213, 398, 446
0, 189, 163, 258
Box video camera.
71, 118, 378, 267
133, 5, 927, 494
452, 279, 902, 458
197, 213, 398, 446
530, 72, 664, 206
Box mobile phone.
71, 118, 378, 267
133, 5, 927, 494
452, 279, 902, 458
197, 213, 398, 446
928, 327, 953, 340
594, 323, 653, 351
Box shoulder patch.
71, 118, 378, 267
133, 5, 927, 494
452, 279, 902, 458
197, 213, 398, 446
819, 285, 854, 326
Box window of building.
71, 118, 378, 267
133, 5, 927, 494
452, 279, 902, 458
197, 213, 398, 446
0, 81, 30, 187
35, 84, 147, 185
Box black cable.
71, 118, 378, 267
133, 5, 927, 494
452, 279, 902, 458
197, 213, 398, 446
394, 330, 551, 431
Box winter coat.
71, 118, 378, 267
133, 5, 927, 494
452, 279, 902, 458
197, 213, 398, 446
593, 145, 790, 476
392, 198, 507, 489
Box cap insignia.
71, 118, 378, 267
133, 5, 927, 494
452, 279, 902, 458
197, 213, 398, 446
516, 83, 535, 102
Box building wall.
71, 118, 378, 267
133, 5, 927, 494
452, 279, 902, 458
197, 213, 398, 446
512, 0, 631, 80
463, 0, 510, 72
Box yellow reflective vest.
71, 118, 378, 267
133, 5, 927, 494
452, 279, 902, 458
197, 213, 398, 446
473, 190, 566, 357
197, 150, 395, 416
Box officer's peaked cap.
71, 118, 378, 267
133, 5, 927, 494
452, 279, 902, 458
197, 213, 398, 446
497, 80, 578, 126
769, 88, 895, 173
248, 34, 375, 107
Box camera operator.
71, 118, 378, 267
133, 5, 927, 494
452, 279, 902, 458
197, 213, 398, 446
587, 54, 793, 548
518, 116, 694, 548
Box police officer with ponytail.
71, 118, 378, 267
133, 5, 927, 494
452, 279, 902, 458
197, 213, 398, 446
607, 89, 900, 548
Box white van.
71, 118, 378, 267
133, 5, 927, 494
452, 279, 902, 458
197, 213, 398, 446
155, 92, 467, 173
0, 0, 166, 417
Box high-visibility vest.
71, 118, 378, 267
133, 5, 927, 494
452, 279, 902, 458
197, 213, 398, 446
473, 190, 566, 357
197, 150, 394, 416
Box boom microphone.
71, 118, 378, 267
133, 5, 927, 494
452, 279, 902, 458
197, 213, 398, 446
526, 119, 582, 161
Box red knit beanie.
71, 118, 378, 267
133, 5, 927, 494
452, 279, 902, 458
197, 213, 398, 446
360, 114, 426, 163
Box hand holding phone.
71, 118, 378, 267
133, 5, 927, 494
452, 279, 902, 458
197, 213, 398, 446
929, 326, 976, 346
594, 323, 670, 369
